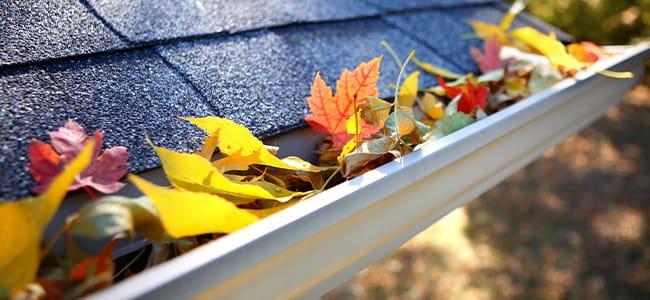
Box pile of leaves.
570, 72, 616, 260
0, 2, 630, 298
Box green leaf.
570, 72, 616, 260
434, 113, 475, 139
70, 196, 167, 243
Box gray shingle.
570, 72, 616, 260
364, 0, 497, 11
0, 0, 126, 66
0, 51, 217, 200
0, 67, 70, 199
158, 20, 458, 138
87, 0, 382, 43
383, 4, 532, 73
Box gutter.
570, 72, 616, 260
88, 43, 649, 299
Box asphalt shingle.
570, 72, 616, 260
383, 4, 533, 73
0, 51, 217, 200
0, 0, 126, 67
158, 20, 458, 138
87, 0, 382, 43
363, 0, 497, 11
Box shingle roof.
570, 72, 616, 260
0, 0, 570, 200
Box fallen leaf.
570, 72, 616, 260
150, 142, 305, 202
70, 196, 167, 243
471, 38, 506, 73
418, 93, 445, 120
412, 56, 463, 79
438, 76, 489, 114
511, 27, 583, 72
433, 97, 476, 139
304, 57, 383, 147
398, 71, 420, 107
340, 137, 400, 177
68, 240, 115, 281
29, 120, 129, 194
567, 41, 603, 63
0, 142, 94, 297
360, 97, 392, 126
183, 117, 323, 173
384, 106, 417, 137
469, 21, 510, 45
129, 175, 259, 238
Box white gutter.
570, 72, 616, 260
88, 43, 649, 300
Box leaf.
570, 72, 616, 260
412, 56, 463, 79
360, 97, 392, 127
340, 137, 400, 178
150, 142, 304, 202
384, 107, 417, 138
304, 57, 383, 147
529, 63, 562, 93
438, 76, 489, 114
511, 27, 583, 71
29, 120, 129, 194
433, 98, 476, 139
398, 71, 420, 107
567, 41, 603, 63
0, 142, 94, 297
469, 21, 510, 45
183, 117, 323, 173
471, 38, 506, 73
129, 175, 259, 238
418, 93, 445, 120
70, 196, 166, 243
68, 240, 115, 281
499, 0, 526, 30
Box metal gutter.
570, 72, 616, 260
88, 43, 650, 300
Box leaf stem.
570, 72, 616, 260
380, 40, 403, 70
112, 246, 147, 280
318, 167, 342, 192
393, 50, 416, 141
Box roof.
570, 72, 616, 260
0, 0, 570, 199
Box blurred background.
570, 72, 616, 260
325, 1, 650, 299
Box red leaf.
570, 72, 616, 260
471, 38, 506, 73
29, 120, 129, 194
438, 76, 489, 114
305, 57, 383, 147
68, 240, 115, 281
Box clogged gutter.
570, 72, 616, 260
0, 1, 635, 298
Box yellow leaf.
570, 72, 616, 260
499, 0, 526, 30
398, 71, 419, 107
151, 143, 303, 201
470, 21, 510, 45
182, 117, 320, 172
418, 93, 445, 120
129, 175, 258, 238
345, 111, 363, 135
0, 142, 94, 297
245, 201, 297, 219
337, 138, 358, 166
412, 57, 464, 79
511, 27, 583, 71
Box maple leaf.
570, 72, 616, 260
0, 142, 94, 297
437, 76, 489, 114
305, 57, 383, 147
28, 121, 129, 195
471, 38, 506, 73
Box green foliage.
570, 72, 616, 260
524, 0, 650, 44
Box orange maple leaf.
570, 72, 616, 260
305, 57, 383, 147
